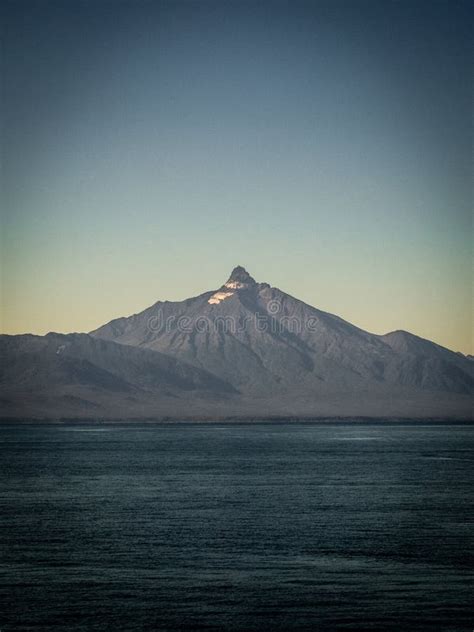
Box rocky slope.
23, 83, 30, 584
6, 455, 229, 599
91, 266, 473, 400
0, 332, 235, 419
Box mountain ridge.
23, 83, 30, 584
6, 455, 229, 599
1, 266, 472, 420
90, 266, 472, 395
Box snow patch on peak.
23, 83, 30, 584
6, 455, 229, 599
224, 280, 247, 290
227, 266, 256, 285
208, 291, 234, 305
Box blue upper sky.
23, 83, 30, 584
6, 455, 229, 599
2, 0, 472, 353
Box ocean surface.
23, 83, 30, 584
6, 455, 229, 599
0, 422, 473, 631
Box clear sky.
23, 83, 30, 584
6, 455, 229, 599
1, 0, 472, 353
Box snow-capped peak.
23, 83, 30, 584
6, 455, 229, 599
207, 266, 257, 304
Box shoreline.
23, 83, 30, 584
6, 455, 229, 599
1, 416, 473, 425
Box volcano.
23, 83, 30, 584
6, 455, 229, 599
1, 266, 472, 420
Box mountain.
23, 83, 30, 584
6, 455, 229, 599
0, 332, 235, 419
89, 266, 473, 418
1, 266, 472, 420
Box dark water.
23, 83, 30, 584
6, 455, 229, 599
0, 423, 473, 631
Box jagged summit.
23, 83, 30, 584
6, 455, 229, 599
227, 265, 256, 286
207, 266, 258, 304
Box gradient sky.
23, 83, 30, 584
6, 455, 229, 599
1, 0, 472, 353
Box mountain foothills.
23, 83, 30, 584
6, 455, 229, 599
1, 267, 473, 420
